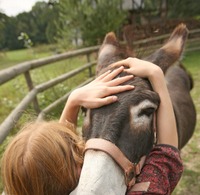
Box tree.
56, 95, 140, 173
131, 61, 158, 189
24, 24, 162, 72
0, 1, 60, 50
2, 16, 23, 50
167, 0, 200, 19
0, 13, 7, 49
141, 0, 200, 21
57, 0, 126, 47
45, 1, 60, 43
29, 2, 51, 44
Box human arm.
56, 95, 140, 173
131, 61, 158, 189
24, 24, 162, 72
112, 58, 178, 148
127, 145, 183, 195
147, 66, 178, 147
59, 66, 134, 126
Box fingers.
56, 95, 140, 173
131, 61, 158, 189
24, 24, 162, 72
95, 69, 112, 80
108, 74, 133, 86
95, 66, 125, 82
96, 96, 118, 107
111, 58, 130, 68
107, 85, 134, 95
83, 84, 134, 109
94, 84, 134, 107
96, 66, 134, 85
123, 69, 134, 74
101, 66, 125, 82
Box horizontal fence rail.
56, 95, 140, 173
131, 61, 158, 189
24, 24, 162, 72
0, 46, 100, 85
0, 28, 200, 144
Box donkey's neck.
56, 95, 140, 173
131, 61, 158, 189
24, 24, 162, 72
70, 150, 127, 195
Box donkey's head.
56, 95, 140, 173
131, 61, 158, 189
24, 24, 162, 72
71, 24, 189, 195
83, 32, 161, 163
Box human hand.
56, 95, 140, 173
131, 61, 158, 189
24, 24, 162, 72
111, 58, 162, 79
70, 66, 134, 109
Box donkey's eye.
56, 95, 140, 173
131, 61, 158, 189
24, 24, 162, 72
139, 107, 155, 117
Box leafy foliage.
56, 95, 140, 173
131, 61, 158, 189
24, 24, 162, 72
54, 0, 126, 47
18, 32, 33, 48
0, 1, 59, 50
142, 0, 200, 19
167, 0, 200, 18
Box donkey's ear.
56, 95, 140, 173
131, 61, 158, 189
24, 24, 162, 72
97, 31, 134, 75
97, 32, 119, 74
102, 32, 119, 45
145, 23, 189, 73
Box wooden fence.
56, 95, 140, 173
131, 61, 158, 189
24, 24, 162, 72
0, 29, 200, 144
0, 46, 100, 143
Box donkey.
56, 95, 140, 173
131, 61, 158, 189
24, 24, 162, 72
71, 24, 196, 195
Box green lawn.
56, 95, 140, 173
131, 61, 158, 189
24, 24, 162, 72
0, 47, 46, 70
0, 44, 64, 70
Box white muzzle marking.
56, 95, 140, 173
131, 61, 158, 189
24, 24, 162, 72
70, 150, 126, 195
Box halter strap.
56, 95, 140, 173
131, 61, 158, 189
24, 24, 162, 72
84, 138, 146, 189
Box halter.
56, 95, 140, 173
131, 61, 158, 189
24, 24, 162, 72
84, 138, 146, 189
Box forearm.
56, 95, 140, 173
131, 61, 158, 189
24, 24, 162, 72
59, 90, 80, 126
149, 68, 178, 148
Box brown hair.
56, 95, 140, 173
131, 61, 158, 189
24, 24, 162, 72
1, 121, 84, 195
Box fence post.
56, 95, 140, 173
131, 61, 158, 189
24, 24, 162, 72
86, 53, 93, 77
24, 71, 40, 114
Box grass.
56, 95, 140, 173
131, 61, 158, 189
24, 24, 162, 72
0, 44, 64, 70
0, 48, 199, 193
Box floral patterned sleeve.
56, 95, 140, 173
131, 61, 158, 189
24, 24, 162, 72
127, 144, 183, 195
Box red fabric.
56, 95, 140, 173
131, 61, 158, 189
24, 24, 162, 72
127, 144, 183, 195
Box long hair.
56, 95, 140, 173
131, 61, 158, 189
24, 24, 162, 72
1, 121, 84, 195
